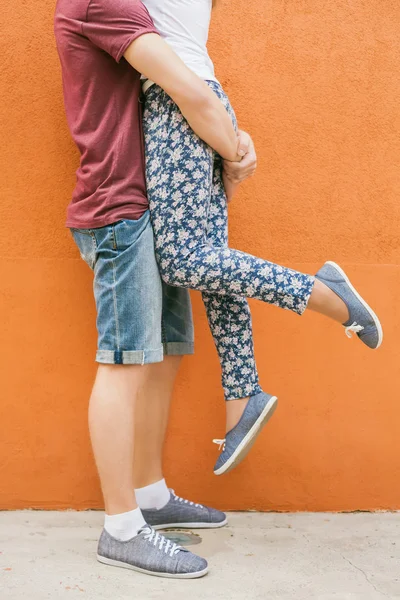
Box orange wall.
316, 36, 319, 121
1, 0, 399, 511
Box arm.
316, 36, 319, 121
124, 34, 243, 162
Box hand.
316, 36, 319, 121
223, 170, 239, 203
236, 129, 252, 160
223, 130, 257, 184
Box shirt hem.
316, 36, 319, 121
66, 209, 149, 230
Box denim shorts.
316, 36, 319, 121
71, 211, 194, 364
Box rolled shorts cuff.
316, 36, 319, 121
96, 348, 164, 365
163, 341, 194, 356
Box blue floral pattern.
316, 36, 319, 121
143, 81, 315, 400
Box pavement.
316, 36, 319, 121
0, 511, 399, 599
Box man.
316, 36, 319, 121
54, 0, 254, 580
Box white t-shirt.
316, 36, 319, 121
142, 0, 217, 81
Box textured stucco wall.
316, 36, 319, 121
0, 0, 399, 510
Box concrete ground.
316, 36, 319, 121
0, 512, 399, 600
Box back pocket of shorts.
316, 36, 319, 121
71, 229, 97, 270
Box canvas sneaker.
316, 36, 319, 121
315, 261, 383, 349
213, 392, 278, 476
142, 490, 227, 529
97, 524, 208, 579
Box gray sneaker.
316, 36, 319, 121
142, 490, 227, 529
213, 392, 278, 476
315, 261, 383, 349
97, 525, 208, 579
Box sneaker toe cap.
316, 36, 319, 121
214, 452, 228, 472
207, 507, 227, 524
177, 552, 208, 574
359, 326, 381, 349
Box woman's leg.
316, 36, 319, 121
204, 155, 275, 432
145, 85, 273, 439
144, 85, 315, 317
143, 83, 381, 476
203, 157, 262, 402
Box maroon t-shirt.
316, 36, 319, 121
54, 0, 159, 228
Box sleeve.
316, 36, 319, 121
83, 0, 159, 63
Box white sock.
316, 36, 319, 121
104, 507, 146, 542
135, 478, 171, 510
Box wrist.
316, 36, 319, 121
223, 154, 243, 164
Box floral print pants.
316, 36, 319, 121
143, 81, 315, 400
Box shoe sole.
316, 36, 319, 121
152, 518, 228, 530
97, 555, 208, 579
325, 261, 383, 349
214, 396, 278, 476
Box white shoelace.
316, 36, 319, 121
345, 321, 364, 338
171, 489, 203, 508
213, 438, 226, 452
142, 526, 181, 557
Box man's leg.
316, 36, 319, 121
133, 355, 181, 491
72, 218, 159, 539
133, 282, 193, 508
132, 284, 226, 529
89, 364, 148, 537
90, 364, 149, 515
71, 217, 208, 578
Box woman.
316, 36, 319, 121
141, 0, 382, 475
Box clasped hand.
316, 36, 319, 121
222, 130, 257, 202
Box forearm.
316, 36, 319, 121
124, 34, 240, 161
174, 76, 239, 161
